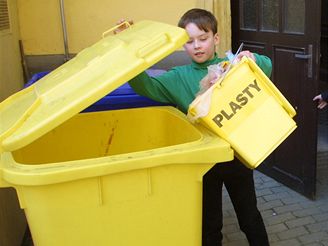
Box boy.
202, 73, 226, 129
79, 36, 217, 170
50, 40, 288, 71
122, 8, 271, 246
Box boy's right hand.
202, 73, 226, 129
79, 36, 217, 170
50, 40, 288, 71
113, 19, 134, 34
236, 50, 256, 62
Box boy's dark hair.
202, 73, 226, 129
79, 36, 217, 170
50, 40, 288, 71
178, 8, 218, 34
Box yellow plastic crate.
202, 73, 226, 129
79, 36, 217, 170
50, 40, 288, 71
188, 57, 297, 169
0, 21, 233, 246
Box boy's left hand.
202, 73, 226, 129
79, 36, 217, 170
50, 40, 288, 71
113, 19, 134, 34
236, 50, 256, 62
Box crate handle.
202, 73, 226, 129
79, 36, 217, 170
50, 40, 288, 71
102, 21, 131, 38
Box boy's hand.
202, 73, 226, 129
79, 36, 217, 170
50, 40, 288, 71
236, 50, 256, 62
113, 19, 134, 34
313, 94, 328, 109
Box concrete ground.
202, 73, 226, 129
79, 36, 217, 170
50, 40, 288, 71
222, 167, 328, 245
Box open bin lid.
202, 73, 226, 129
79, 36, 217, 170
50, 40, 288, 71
0, 20, 188, 152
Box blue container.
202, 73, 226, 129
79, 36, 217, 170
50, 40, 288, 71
25, 70, 172, 112
25, 71, 50, 88
82, 83, 171, 112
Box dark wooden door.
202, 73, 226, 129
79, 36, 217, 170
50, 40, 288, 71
231, 0, 322, 199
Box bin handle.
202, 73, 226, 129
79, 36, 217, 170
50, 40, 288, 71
136, 33, 170, 59
102, 21, 131, 38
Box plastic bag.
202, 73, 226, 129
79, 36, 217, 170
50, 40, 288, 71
188, 50, 239, 122
196, 61, 229, 96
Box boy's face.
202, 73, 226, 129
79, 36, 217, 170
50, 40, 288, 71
183, 23, 219, 63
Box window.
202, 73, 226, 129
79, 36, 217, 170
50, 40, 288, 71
284, 0, 305, 34
0, 0, 10, 31
241, 0, 257, 30
261, 0, 279, 32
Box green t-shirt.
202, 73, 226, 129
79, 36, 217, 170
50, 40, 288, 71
129, 53, 272, 114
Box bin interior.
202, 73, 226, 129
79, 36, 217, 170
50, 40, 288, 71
12, 107, 202, 164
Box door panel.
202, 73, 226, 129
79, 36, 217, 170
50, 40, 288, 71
231, 0, 321, 199
242, 42, 266, 55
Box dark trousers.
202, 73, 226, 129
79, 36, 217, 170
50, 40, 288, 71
202, 159, 269, 246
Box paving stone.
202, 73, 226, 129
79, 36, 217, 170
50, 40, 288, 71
293, 207, 323, 217
256, 180, 282, 189
286, 216, 316, 229
306, 221, 328, 233
261, 209, 276, 219
222, 224, 239, 234
274, 203, 303, 214
222, 209, 230, 217
304, 243, 326, 246
268, 233, 280, 243
298, 231, 328, 244
280, 195, 309, 205
263, 191, 291, 202
256, 196, 266, 204
258, 199, 284, 211
322, 240, 328, 245
223, 216, 238, 226
254, 172, 274, 182
255, 187, 273, 197
277, 226, 309, 240
322, 205, 328, 212
229, 210, 242, 219
222, 201, 234, 210
299, 199, 324, 209
223, 239, 249, 246
254, 176, 264, 185
270, 239, 302, 246
266, 223, 288, 234
271, 186, 290, 194
264, 212, 296, 226
225, 231, 247, 242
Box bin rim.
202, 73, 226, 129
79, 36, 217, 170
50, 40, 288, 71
0, 20, 189, 152
0, 107, 234, 186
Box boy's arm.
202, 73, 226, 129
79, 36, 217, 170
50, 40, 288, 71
128, 70, 178, 104
253, 53, 272, 78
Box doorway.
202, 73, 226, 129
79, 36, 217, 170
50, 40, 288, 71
231, 0, 322, 199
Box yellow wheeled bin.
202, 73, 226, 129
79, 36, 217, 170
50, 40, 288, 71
0, 21, 233, 246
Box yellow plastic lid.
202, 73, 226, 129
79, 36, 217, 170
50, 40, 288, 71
0, 20, 188, 151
